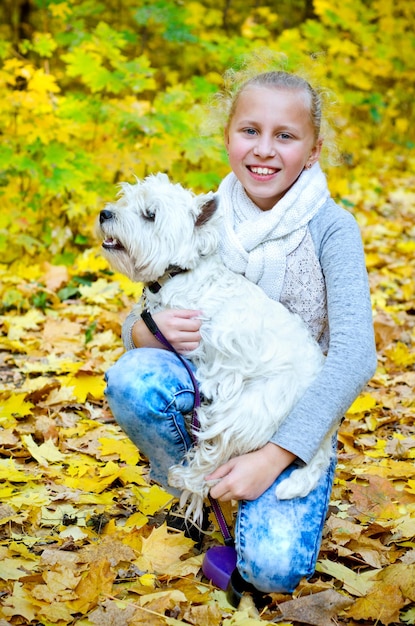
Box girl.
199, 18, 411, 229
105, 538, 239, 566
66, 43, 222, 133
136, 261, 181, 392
105, 66, 377, 599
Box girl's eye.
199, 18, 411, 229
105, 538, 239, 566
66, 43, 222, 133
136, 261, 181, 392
244, 128, 257, 136
278, 132, 292, 140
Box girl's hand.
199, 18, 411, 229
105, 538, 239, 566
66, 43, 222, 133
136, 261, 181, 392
132, 308, 203, 353
206, 443, 296, 502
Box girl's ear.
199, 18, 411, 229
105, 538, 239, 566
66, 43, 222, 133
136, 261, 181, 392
195, 196, 218, 227
307, 138, 323, 167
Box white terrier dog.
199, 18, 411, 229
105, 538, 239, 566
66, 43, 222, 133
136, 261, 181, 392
97, 173, 333, 520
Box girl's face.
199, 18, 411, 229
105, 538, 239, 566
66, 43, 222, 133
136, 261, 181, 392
225, 86, 322, 211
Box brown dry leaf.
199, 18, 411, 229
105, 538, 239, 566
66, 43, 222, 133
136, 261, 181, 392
348, 474, 415, 522
89, 598, 137, 626
42, 318, 83, 354
325, 515, 363, 544
277, 589, 354, 626
373, 309, 402, 350
346, 535, 391, 568
42, 262, 69, 290
77, 535, 137, 567
182, 603, 223, 626
31, 567, 81, 602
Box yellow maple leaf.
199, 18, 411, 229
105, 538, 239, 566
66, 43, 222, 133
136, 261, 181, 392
112, 272, 144, 298
98, 436, 140, 465
316, 559, 377, 597
347, 580, 403, 624
9, 483, 51, 508
123, 511, 149, 530
118, 464, 148, 486
79, 278, 120, 304
135, 524, 194, 573
22, 434, 65, 467
1, 581, 37, 622
385, 342, 415, 367
69, 558, 115, 613
67, 373, 106, 402
63, 472, 118, 494
38, 602, 75, 623
5, 309, 45, 341
74, 248, 111, 274
346, 393, 377, 416
133, 484, 172, 516
0, 394, 34, 420
0, 557, 38, 581
163, 553, 203, 578
0, 459, 38, 483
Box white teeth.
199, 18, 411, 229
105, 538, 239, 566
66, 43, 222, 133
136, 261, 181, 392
251, 167, 275, 175
103, 238, 120, 249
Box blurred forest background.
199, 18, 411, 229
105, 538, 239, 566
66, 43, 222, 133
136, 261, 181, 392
0, 0, 414, 266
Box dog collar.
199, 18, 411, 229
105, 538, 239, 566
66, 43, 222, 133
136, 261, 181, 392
147, 265, 188, 294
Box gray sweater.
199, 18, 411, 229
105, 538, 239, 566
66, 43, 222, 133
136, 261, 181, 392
121, 197, 377, 465
271, 198, 377, 463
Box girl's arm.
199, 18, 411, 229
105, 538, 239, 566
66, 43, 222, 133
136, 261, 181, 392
270, 201, 377, 463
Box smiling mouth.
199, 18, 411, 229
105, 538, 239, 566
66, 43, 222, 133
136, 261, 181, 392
248, 166, 278, 176
102, 237, 125, 251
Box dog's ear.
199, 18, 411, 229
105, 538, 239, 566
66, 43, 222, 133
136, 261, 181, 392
195, 196, 217, 228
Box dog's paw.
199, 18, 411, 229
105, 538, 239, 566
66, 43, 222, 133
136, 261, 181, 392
167, 465, 184, 490
179, 491, 205, 524
168, 464, 210, 499
275, 473, 309, 500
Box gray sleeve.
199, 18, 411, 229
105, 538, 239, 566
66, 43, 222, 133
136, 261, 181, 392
121, 308, 142, 350
270, 203, 377, 463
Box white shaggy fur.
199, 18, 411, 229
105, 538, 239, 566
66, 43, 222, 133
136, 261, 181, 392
97, 173, 333, 520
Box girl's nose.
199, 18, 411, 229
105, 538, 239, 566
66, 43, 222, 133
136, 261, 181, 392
253, 136, 276, 158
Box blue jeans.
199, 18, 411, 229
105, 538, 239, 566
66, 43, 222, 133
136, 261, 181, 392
105, 347, 337, 593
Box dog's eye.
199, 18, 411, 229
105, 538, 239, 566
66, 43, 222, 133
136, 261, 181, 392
142, 209, 156, 222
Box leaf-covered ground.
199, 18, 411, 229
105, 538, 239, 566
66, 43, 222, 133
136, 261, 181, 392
0, 176, 414, 626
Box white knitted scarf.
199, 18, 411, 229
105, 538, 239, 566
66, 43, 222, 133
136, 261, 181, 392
218, 163, 330, 301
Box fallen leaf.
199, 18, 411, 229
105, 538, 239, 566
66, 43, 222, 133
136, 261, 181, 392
69, 558, 115, 613
346, 582, 403, 625
135, 524, 195, 572
89, 598, 137, 626
277, 589, 354, 626
21, 434, 65, 467
315, 560, 377, 597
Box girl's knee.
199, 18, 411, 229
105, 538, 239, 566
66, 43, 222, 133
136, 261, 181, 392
238, 542, 312, 593
105, 347, 196, 420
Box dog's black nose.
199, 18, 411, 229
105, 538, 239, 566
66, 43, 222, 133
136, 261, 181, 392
100, 209, 114, 224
